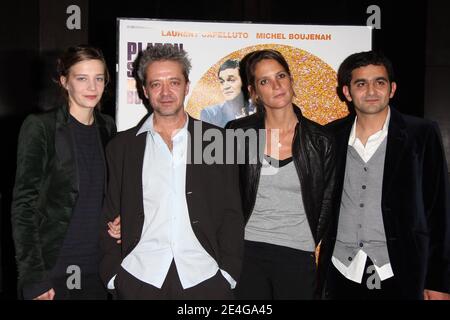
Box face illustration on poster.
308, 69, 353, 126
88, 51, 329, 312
199, 59, 255, 128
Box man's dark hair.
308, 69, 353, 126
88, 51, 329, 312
137, 44, 191, 85
337, 50, 395, 89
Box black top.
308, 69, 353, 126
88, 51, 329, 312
264, 154, 293, 168
51, 115, 105, 278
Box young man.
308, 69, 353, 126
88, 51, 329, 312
99, 45, 243, 299
319, 51, 450, 300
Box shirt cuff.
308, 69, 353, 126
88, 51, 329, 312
107, 275, 117, 290
220, 269, 236, 289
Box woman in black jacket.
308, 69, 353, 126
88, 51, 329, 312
11, 45, 116, 300
226, 49, 335, 299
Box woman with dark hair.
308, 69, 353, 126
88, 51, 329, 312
226, 49, 335, 299
11, 45, 116, 300
201, 59, 255, 127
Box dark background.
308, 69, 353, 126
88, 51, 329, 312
0, 0, 449, 299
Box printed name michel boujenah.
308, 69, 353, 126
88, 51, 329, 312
126, 42, 184, 78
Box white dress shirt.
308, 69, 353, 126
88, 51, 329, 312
109, 113, 235, 290
332, 107, 394, 283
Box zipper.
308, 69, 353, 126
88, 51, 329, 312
292, 122, 316, 244
247, 161, 262, 223
246, 118, 264, 223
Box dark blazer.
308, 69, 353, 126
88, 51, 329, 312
319, 107, 450, 299
11, 105, 116, 295
226, 105, 336, 246
99, 116, 244, 291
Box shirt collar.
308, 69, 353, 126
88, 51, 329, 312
348, 106, 391, 146
136, 112, 189, 139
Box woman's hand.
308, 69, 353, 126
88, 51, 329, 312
34, 288, 55, 300
424, 289, 450, 300
107, 216, 121, 244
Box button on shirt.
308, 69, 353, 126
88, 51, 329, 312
116, 113, 235, 290
332, 107, 394, 283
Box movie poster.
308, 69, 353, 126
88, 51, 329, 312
117, 19, 371, 131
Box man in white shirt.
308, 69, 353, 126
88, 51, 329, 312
319, 51, 450, 300
100, 45, 244, 299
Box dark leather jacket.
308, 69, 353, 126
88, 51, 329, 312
226, 105, 336, 244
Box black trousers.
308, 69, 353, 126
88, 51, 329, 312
235, 240, 316, 300
52, 273, 107, 300
115, 260, 234, 300
325, 257, 399, 300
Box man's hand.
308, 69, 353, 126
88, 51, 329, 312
107, 216, 121, 244
424, 289, 450, 300
34, 288, 55, 300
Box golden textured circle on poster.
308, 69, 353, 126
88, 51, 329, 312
185, 44, 349, 125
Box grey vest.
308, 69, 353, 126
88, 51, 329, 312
333, 138, 391, 268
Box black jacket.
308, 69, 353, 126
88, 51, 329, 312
319, 107, 450, 299
11, 105, 116, 297
99, 116, 244, 293
226, 105, 336, 245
